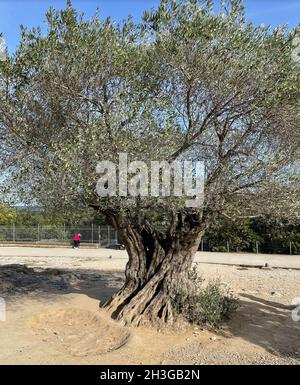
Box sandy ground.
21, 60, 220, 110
0, 250, 300, 365
1, 247, 300, 269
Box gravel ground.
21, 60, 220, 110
162, 343, 300, 365
0, 254, 300, 365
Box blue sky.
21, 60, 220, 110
0, 0, 299, 53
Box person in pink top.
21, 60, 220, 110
73, 232, 81, 249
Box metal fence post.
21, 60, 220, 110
91, 223, 94, 244
12, 223, 15, 242
98, 225, 101, 246
256, 241, 259, 254
290, 241, 292, 255
37, 224, 40, 242
227, 241, 230, 253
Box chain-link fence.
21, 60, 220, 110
0, 224, 299, 254
0, 224, 118, 247
199, 239, 299, 255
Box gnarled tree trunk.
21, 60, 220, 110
101, 210, 205, 327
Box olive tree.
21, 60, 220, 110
1, 0, 299, 326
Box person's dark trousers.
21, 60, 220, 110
73, 240, 79, 248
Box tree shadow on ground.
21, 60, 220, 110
0, 264, 124, 305
224, 293, 300, 357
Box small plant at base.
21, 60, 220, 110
171, 269, 239, 328
196, 279, 239, 327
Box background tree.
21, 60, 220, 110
0, 0, 299, 326
0, 203, 17, 225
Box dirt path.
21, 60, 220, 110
0, 255, 300, 364
1, 246, 300, 269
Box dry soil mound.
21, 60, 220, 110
29, 307, 130, 357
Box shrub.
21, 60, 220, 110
172, 268, 239, 327
195, 280, 239, 326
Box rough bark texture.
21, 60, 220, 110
101, 209, 205, 327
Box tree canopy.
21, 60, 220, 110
1, 0, 299, 223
